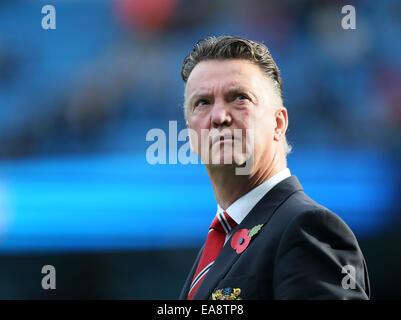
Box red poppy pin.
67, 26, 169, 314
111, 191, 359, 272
231, 224, 264, 254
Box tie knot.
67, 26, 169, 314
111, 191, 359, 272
210, 211, 237, 235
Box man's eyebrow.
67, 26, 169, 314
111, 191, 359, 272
226, 85, 250, 94
186, 86, 258, 104
187, 91, 211, 104
226, 86, 258, 102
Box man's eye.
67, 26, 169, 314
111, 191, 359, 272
235, 94, 249, 101
195, 99, 210, 107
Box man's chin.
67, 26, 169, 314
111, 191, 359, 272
204, 155, 249, 167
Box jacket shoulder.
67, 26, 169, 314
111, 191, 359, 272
277, 190, 358, 244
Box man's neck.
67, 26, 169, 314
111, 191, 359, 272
206, 159, 287, 210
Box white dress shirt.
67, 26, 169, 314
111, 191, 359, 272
216, 168, 291, 243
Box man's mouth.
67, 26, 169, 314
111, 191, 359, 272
212, 134, 235, 145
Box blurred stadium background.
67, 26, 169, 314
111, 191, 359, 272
0, 0, 400, 299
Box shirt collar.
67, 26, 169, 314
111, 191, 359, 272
216, 168, 291, 225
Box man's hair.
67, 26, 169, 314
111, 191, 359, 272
181, 35, 292, 155
181, 35, 283, 100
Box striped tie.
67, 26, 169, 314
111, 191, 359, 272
187, 211, 237, 300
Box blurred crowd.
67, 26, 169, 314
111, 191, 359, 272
0, 0, 400, 158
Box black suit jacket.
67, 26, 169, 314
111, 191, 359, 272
179, 175, 370, 300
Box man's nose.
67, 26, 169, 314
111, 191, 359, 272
211, 100, 232, 128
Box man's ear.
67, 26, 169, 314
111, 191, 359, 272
273, 107, 288, 142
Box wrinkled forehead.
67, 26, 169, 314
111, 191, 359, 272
185, 59, 267, 98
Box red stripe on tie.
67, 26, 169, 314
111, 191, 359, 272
187, 211, 237, 300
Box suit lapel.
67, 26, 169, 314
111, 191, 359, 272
178, 245, 204, 299
193, 175, 303, 300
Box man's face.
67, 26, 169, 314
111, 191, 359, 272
185, 59, 287, 172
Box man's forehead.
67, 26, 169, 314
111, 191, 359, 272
188, 59, 259, 82
185, 59, 264, 96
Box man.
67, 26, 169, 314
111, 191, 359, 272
178, 36, 370, 300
